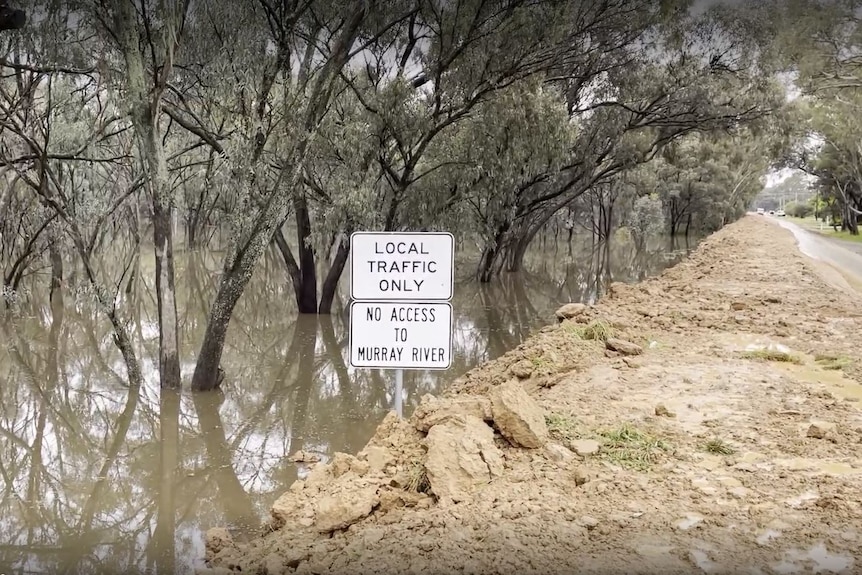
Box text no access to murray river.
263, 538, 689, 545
349, 232, 454, 301
349, 301, 453, 370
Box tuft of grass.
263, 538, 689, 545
702, 438, 736, 455
531, 356, 547, 367
568, 319, 615, 342
546, 412, 579, 441
404, 459, 431, 494
595, 423, 671, 471
741, 349, 802, 364
814, 354, 852, 371
531, 350, 558, 369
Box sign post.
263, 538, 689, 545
348, 232, 455, 418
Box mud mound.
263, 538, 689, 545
202, 216, 862, 575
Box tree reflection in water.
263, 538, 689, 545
0, 233, 696, 574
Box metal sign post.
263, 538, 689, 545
348, 232, 455, 418
395, 369, 403, 419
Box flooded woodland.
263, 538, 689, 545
3, 0, 862, 571
0, 232, 695, 575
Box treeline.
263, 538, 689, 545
754, 0, 862, 233
0, 0, 839, 391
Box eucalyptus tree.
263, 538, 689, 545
307, 0, 680, 281
650, 126, 782, 236
787, 95, 862, 233
0, 7, 145, 390
252, 0, 597, 310
82, 0, 192, 390
474, 5, 786, 280
747, 0, 862, 232
626, 193, 665, 250
398, 0, 786, 281
410, 78, 575, 280
159, 0, 391, 390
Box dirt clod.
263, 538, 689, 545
605, 338, 644, 356
573, 468, 591, 486
423, 415, 503, 504
655, 404, 676, 418
806, 421, 836, 440
570, 439, 601, 456
490, 379, 548, 448
204, 528, 235, 563
315, 486, 379, 532
411, 394, 493, 433
509, 359, 535, 379
556, 302, 587, 321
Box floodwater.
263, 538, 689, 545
0, 233, 697, 575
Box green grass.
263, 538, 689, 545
796, 216, 862, 243
565, 319, 615, 342
595, 424, 671, 471
702, 438, 736, 455
741, 349, 802, 364
545, 412, 579, 442
814, 353, 852, 371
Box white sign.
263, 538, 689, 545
349, 301, 453, 369
350, 232, 454, 301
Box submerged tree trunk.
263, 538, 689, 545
293, 195, 318, 313
477, 224, 509, 283
191, 2, 370, 390
318, 233, 350, 315
273, 214, 350, 315
151, 190, 182, 390
190, 266, 250, 391
113, 2, 182, 390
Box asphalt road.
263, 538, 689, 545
771, 216, 862, 293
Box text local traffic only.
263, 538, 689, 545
367, 240, 438, 294
350, 232, 454, 301
350, 301, 452, 369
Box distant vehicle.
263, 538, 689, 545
769, 210, 776, 215
776, 209, 786, 217
756, 208, 765, 215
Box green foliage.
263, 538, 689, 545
627, 194, 666, 248
754, 0, 862, 234
0, 0, 811, 313
785, 201, 813, 218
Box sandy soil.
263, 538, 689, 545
203, 215, 862, 575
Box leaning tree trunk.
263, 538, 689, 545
191, 265, 251, 391
191, 2, 370, 390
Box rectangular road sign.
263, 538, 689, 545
349, 301, 453, 370
350, 232, 454, 301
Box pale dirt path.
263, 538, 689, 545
205, 216, 862, 575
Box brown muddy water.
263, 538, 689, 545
0, 234, 697, 575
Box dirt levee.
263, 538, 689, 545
202, 216, 862, 575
